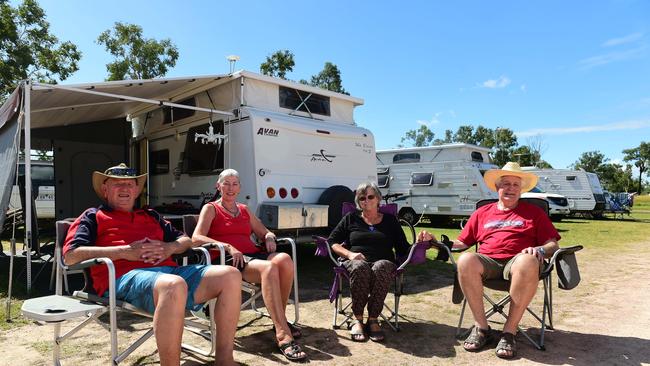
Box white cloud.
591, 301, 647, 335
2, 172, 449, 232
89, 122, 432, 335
520, 84, 527, 92
480, 76, 511, 89
515, 119, 650, 138
417, 112, 442, 126
602, 32, 644, 47
578, 45, 646, 69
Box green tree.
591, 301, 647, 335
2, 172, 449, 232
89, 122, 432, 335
399, 125, 435, 147
599, 163, 635, 192
260, 50, 295, 79
309, 62, 348, 94
623, 141, 650, 193
572, 151, 608, 173
0, 0, 81, 100
97, 22, 178, 81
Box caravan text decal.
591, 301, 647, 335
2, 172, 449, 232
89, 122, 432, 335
311, 149, 336, 163
257, 128, 279, 137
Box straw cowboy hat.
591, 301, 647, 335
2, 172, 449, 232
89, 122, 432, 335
483, 162, 538, 192
92, 163, 147, 200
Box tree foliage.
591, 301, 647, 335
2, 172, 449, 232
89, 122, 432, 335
309, 62, 348, 94
623, 141, 650, 193
260, 50, 295, 79
97, 22, 178, 81
0, 0, 81, 100
571, 150, 608, 173
399, 125, 435, 147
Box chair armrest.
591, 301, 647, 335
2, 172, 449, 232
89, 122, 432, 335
312, 235, 341, 266
541, 245, 584, 278
200, 242, 226, 265
66, 257, 111, 272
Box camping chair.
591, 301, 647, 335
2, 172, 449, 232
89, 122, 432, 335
312, 202, 453, 331
21, 219, 218, 365
451, 198, 584, 350
182, 214, 300, 325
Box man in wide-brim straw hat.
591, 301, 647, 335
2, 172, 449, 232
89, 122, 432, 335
63, 163, 242, 365
423, 162, 560, 359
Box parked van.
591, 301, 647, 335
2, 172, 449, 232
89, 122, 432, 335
376, 144, 498, 224
8, 161, 55, 219
133, 71, 376, 236
522, 168, 606, 217
521, 185, 570, 220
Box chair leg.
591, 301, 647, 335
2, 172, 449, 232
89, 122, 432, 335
456, 299, 470, 339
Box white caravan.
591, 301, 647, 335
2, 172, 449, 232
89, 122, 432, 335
133, 71, 376, 235
376, 144, 498, 223
522, 168, 606, 217
8, 161, 55, 220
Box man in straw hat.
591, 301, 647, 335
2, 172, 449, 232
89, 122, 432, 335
63, 163, 241, 365
425, 162, 560, 359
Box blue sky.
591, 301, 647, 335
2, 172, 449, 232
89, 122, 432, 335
34, 0, 650, 169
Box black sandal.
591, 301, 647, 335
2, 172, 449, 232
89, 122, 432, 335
350, 319, 367, 342
463, 326, 491, 352
496, 332, 517, 359
366, 319, 385, 342
278, 340, 308, 362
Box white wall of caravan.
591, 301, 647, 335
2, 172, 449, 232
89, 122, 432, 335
249, 109, 376, 211
527, 169, 597, 212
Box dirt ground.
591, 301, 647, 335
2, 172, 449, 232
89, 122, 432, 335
2, 241, 650, 366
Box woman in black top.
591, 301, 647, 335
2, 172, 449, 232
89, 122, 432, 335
328, 182, 432, 342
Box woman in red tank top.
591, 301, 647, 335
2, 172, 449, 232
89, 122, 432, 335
191, 169, 306, 362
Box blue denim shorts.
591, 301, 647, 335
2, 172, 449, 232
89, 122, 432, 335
106, 265, 210, 314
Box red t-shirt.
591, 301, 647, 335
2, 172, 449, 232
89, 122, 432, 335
458, 201, 561, 259
63, 206, 182, 296
206, 202, 260, 261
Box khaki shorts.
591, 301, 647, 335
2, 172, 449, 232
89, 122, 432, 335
475, 253, 543, 281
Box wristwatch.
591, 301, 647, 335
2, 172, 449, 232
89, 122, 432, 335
536, 247, 546, 258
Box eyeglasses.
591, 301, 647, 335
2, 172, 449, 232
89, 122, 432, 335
358, 194, 376, 202
105, 167, 137, 177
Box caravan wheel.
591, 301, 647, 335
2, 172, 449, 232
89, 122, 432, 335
318, 185, 355, 228
399, 208, 418, 226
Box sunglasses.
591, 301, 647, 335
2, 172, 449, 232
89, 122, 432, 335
358, 194, 376, 202
105, 167, 137, 177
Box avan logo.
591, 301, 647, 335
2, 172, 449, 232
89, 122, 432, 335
257, 128, 279, 137
311, 149, 336, 163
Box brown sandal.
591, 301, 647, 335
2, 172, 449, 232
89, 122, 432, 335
366, 319, 385, 342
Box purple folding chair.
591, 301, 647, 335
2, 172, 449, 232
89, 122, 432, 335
313, 203, 453, 331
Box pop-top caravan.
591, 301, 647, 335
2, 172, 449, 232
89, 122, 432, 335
522, 168, 606, 217
133, 71, 376, 236
376, 144, 498, 224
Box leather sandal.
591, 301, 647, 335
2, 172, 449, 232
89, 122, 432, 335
350, 319, 367, 342
463, 326, 491, 352
366, 319, 385, 342
496, 332, 517, 359
273, 321, 302, 339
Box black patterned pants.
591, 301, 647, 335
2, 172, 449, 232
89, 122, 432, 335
342, 259, 396, 318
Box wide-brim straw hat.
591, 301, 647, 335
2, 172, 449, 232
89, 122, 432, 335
483, 162, 538, 192
92, 163, 147, 201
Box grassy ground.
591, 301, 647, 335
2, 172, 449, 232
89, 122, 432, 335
2, 196, 650, 335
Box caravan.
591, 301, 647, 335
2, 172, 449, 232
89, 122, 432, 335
376, 144, 498, 224
522, 168, 606, 217
133, 71, 376, 236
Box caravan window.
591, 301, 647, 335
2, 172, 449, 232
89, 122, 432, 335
163, 97, 196, 124
377, 174, 390, 188
279, 86, 330, 116
393, 153, 420, 164
182, 122, 225, 175
410, 172, 433, 186
471, 151, 484, 162
566, 176, 577, 181
150, 150, 170, 175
